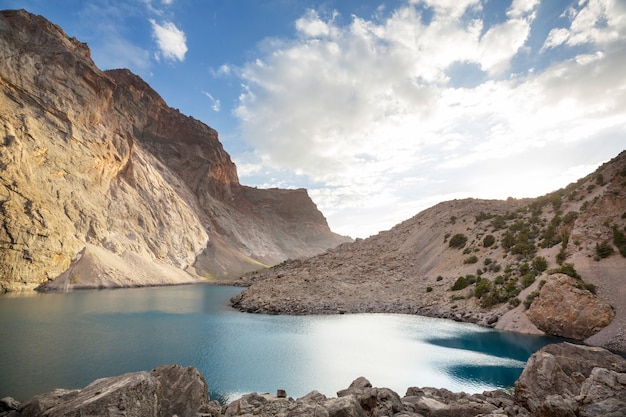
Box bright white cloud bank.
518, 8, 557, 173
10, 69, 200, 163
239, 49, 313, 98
234, 0, 626, 238
150, 19, 187, 61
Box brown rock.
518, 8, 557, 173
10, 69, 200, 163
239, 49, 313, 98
17, 364, 209, 417
526, 274, 615, 340
514, 342, 626, 414
0, 9, 348, 292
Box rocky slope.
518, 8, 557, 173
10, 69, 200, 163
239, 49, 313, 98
3, 343, 625, 417
232, 151, 626, 352
0, 9, 349, 292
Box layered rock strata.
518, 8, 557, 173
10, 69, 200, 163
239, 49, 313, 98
0, 9, 348, 292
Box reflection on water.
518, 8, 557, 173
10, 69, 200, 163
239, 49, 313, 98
0, 285, 563, 401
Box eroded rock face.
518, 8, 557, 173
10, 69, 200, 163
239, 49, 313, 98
514, 342, 626, 416
526, 274, 615, 340
0, 9, 348, 291
17, 365, 212, 417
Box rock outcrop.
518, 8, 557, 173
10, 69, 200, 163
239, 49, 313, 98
4, 343, 626, 417
515, 342, 626, 416
526, 274, 615, 340
232, 151, 626, 352
0, 9, 349, 292
11, 365, 214, 417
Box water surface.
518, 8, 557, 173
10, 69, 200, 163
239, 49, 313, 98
0, 285, 561, 401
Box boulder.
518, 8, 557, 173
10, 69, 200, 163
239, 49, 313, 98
526, 274, 615, 340
17, 364, 210, 417
514, 342, 626, 415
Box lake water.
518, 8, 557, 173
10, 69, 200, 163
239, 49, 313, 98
0, 284, 562, 402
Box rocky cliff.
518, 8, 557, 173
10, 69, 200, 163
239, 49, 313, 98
0, 9, 349, 292
232, 151, 626, 352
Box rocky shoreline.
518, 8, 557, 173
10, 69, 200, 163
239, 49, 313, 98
2, 342, 625, 417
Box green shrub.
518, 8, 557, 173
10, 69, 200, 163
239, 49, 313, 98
557, 263, 581, 279
575, 282, 597, 294
451, 276, 469, 291
476, 212, 494, 222
595, 241, 615, 258
436, 276, 443, 281
483, 258, 493, 266
449, 233, 468, 249
491, 216, 506, 230
464, 255, 478, 264
613, 226, 626, 257
483, 235, 496, 248
474, 277, 491, 298
521, 273, 536, 289
508, 297, 521, 307
523, 291, 540, 309
494, 275, 505, 285
426, 286, 433, 293
531, 256, 548, 274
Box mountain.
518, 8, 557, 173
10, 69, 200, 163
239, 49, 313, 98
0, 9, 349, 292
232, 151, 626, 352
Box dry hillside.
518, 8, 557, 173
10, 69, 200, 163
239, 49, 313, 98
232, 151, 626, 352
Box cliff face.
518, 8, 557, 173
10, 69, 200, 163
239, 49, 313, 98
233, 151, 626, 352
0, 9, 349, 292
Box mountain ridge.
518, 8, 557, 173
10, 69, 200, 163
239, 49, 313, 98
232, 151, 626, 352
0, 9, 349, 292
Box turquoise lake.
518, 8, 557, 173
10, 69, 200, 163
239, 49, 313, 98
0, 284, 562, 402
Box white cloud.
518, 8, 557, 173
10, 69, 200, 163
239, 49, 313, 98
202, 90, 221, 112
296, 9, 334, 38
149, 19, 187, 62
234, 0, 626, 238
542, 0, 626, 50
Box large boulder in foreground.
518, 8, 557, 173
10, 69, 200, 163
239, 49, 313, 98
17, 365, 213, 417
515, 342, 626, 416
526, 274, 615, 340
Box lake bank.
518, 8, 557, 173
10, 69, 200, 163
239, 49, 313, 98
0, 284, 562, 402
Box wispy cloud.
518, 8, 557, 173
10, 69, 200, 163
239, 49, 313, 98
202, 90, 221, 112
149, 19, 187, 62
234, 0, 626, 237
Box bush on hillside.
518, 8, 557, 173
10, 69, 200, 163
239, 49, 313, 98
449, 233, 468, 249
483, 234, 495, 247
595, 241, 615, 259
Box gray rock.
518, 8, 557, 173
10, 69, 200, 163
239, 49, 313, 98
515, 342, 626, 416
578, 368, 626, 417
18, 364, 209, 417
325, 395, 368, 417
0, 398, 20, 412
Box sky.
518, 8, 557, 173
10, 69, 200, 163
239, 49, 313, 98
3, 0, 626, 238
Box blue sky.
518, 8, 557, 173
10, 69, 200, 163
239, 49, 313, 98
4, 0, 626, 238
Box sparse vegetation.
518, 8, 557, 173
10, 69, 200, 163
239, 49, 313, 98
531, 256, 548, 274
464, 255, 478, 264
521, 273, 536, 289
524, 291, 540, 309
613, 225, 626, 257
451, 276, 470, 291
449, 233, 467, 248
483, 234, 495, 247
555, 263, 581, 279
595, 241, 615, 259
